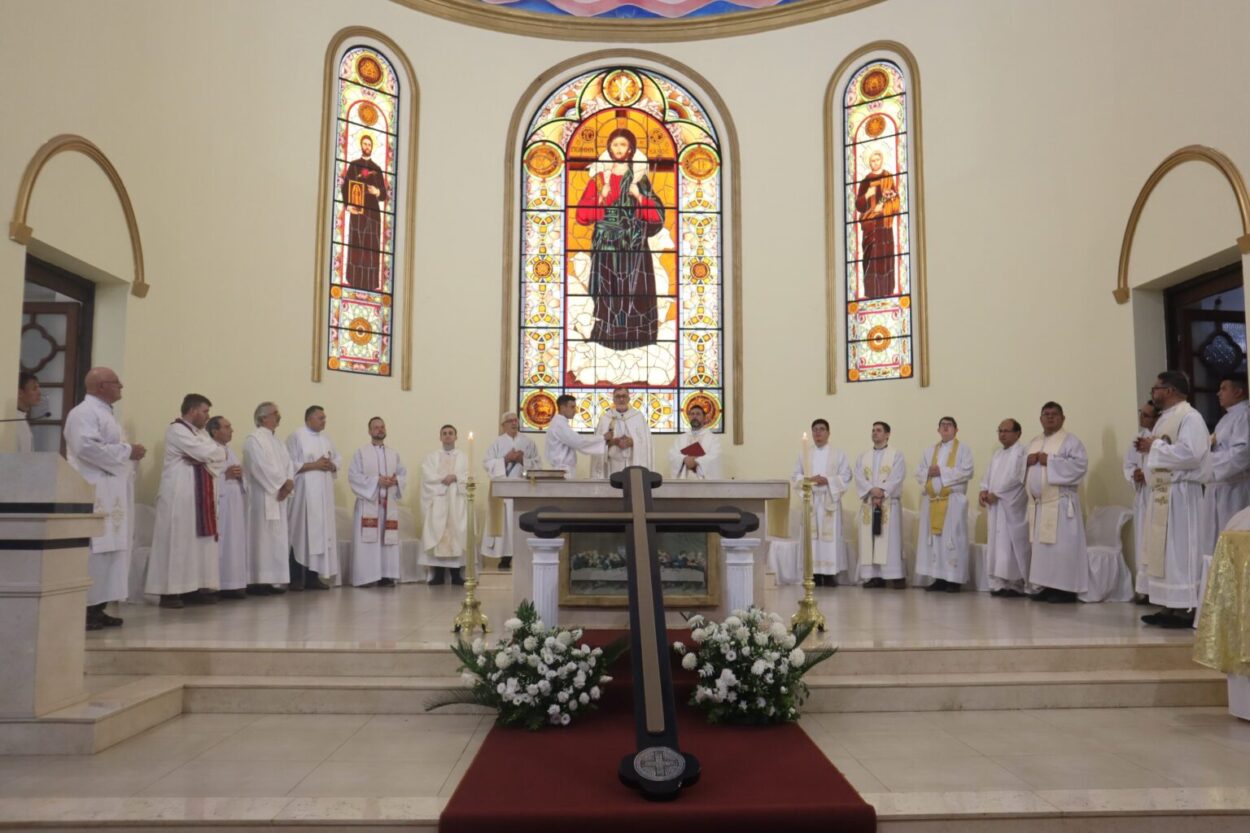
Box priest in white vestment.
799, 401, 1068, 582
669, 404, 722, 480
792, 419, 852, 586
13, 371, 39, 452
592, 386, 653, 479
1024, 402, 1089, 603
421, 424, 469, 584
1124, 400, 1159, 600
243, 402, 293, 594
980, 419, 1031, 597
481, 412, 540, 569
349, 417, 408, 587
915, 416, 975, 591
1202, 375, 1250, 565
545, 394, 606, 477
286, 405, 340, 590
146, 394, 228, 607
208, 416, 249, 599
1140, 372, 1210, 628
856, 421, 907, 588
63, 367, 146, 630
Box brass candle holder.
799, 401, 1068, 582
791, 477, 826, 633
453, 476, 489, 635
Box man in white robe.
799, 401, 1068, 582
481, 412, 539, 569
1140, 371, 1210, 628
592, 386, 653, 479
545, 394, 607, 477
208, 415, 249, 599
243, 401, 293, 594
1024, 402, 1089, 603
13, 371, 39, 452
980, 418, 1031, 597
856, 421, 907, 588
1124, 400, 1159, 602
146, 394, 228, 607
64, 367, 146, 630
792, 418, 852, 586
1202, 374, 1250, 565
669, 404, 722, 480
421, 424, 469, 585
286, 405, 340, 590
349, 417, 408, 587
915, 416, 975, 592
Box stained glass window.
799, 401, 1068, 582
844, 60, 913, 383
517, 67, 723, 433
326, 46, 400, 377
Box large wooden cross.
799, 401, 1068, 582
519, 466, 758, 801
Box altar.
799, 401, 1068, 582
491, 478, 788, 628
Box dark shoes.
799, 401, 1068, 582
498, 557, 512, 570
814, 574, 838, 588
183, 590, 218, 604
450, 569, 465, 586
863, 577, 886, 589
305, 579, 331, 591
218, 589, 247, 600
378, 577, 396, 587
924, 579, 947, 592
1047, 590, 1078, 604
889, 578, 907, 589
246, 583, 284, 595
85, 603, 119, 630
1030, 588, 1055, 602
1143, 608, 1194, 628
429, 568, 446, 586
944, 582, 962, 593
991, 588, 1025, 598
159, 595, 184, 609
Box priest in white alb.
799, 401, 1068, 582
481, 412, 539, 569
669, 403, 722, 479
979, 418, 1031, 597
1124, 400, 1159, 600
13, 371, 39, 452
243, 401, 293, 595
1024, 402, 1089, 603
1140, 371, 1210, 628
592, 386, 652, 479
63, 367, 146, 631
915, 416, 975, 592
208, 415, 249, 600
792, 418, 852, 587
286, 405, 340, 590
421, 424, 469, 585
348, 416, 407, 587
1202, 373, 1250, 566
545, 394, 606, 477
145, 394, 228, 607
855, 420, 906, 588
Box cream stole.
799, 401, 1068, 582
359, 445, 399, 546
1027, 431, 1068, 545
807, 447, 838, 543
1145, 402, 1195, 578
859, 451, 893, 565
924, 440, 959, 535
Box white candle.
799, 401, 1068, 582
468, 431, 475, 473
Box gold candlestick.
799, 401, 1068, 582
791, 477, 826, 633
453, 476, 489, 635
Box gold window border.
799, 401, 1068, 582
824, 41, 928, 393
558, 531, 721, 609
311, 27, 421, 390
500, 51, 745, 444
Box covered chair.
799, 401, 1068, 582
1079, 505, 1134, 603
127, 503, 157, 604
968, 505, 993, 592
334, 505, 354, 586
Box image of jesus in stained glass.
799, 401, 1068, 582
574, 128, 665, 350
341, 133, 389, 291
854, 149, 900, 299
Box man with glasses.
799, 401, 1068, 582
980, 419, 1031, 597
1124, 400, 1159, 602
243, 402, 294, 595
1024, 403, 1089, 603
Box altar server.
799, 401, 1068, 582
856, 421, 907, 588
287, 405, 340, 590
349, 417, 408, 587
1124, 400, 1159, 600
421, 424, 469, 585
208, 416, 249, 599
793, 418, 852, 586
1025, 402, 1089, 603
915, 416, 974, 592
481, 412, 540, 569
64, 367, 146, 630
14, 371, 38, 452
545, 394, 606, 477
1203, 374, 1250, 561
669, 404, 722, 480
593, 386, 653, 479
243, 401, 293, 594
980, 419, 1030, 597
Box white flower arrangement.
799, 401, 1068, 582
674, 608, 835, 725
428, 600, 623, 731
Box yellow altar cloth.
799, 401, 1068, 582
1194, 530, 1250, 675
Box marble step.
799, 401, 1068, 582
0, 678, 182, 756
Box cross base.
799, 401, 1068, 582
618, 746, 701, 801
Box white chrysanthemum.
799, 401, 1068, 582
691, 628, 707, 643
724, 649, 737, 661
496, 682, 506, 694
538, 679, 551, 694
700, 663, 713, 677
526, 684, 539, 696
568, 699, 578, 712
557, 690, 569, 703
783, 634, 797, 649
590, 686, 601, 700
753, 632, 769, 647
673, 641, 687, 655
731, 608, 747, 619
789, 648, 806, 666
751, 659, 768, 676
770, 622, 788, 639
560, 713, 571, 725
724, 616, 742, 629
735, 627, 750, 643
471, 638, 485, 655
579, 692, 589, 704
682, 652, 699, 671
556, 631, 573, 647
719, 668, 737, 685
504, 617, 523, 631
461, 672, 477, 685
687, 614, 705, 628
494, 652, 512, 669
523, 636, 537, 651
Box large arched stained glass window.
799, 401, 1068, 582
517, 66, 723, 433
843, 60, 913, 382
326, 46, 400, 376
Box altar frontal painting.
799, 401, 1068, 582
559, 530, 720, 607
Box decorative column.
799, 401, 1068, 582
527, 537, 563, 628
720, 537, 760, 613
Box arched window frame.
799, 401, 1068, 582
825, 42, 928, 392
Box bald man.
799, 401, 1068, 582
63, 367, 146, 630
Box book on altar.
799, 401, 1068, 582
523, 469, 567, 480
679, 442, 706, 458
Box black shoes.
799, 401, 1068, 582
991, 588, 1025, 598
429, 568, 446, 586
863, 577, 886, 589
498, 557, 512, 570
451, 568, 465, 586
378, 577, 396, 587
924, 579, 947, 592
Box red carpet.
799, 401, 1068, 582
439, 630, 876, 833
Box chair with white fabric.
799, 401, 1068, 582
902, 507, 921, 585
968, 505, 992, 592
127, 504, 158, 604
397, 506, 424, 582
842, 505, 860, 582
1079, 505, 1134, 603
334, 505, 354, 587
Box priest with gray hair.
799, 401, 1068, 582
481, 411, 540, 569
243, 401, 293, 595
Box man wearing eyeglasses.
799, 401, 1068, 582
1136, 372, 1209, 628
1124, 400, 1159, 603
1200, 374, 1250, 581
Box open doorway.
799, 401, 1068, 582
1164, 261, 1246, 429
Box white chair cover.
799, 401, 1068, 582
1079, 505, 1134, 603
968, 505, 992, 592
127, 504, 157, 604
333, 505, 353, 586
766, 538, 803, 586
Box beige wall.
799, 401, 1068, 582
3, 0, 1250, 525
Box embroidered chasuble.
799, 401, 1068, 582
925, 440, 960, 535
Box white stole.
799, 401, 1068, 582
359, 445, 399, 545
1146, 402, 1195, 578
1027, 431, 1068, 545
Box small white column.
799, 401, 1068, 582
721, 537, 760, 613
527, 538, 563, 628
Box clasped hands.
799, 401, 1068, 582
1134, 436, 1157, 454
376, 474, 399, 489
1025, 452, 1049, 467
225, 464, 243, 481
504, 449, 525, 464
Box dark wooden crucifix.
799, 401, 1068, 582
519, 466, 758, 801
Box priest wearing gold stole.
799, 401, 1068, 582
286, 406, 340, 590
792, 418, 852, 586
1139, 371, 1209, 628
855, 421, 907, 588
1024, 403, 1089, 603
481, 412, 540, 570
349, 417, 407, 587
1123, 400, 1159, 601
915, 416, 975, 592
981, 419, 1031, 597
669, 404, 722, 480
592, 386, 652, 479
420, 424, 469, 586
